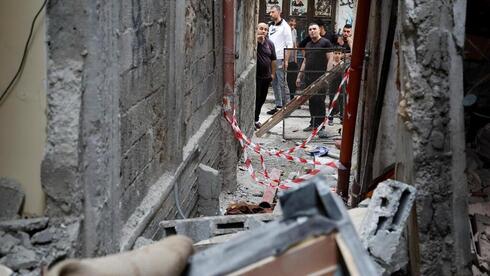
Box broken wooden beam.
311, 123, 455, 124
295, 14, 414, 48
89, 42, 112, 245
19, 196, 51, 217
255, 62, 349, 137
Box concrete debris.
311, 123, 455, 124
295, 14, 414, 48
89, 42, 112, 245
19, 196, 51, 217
197, 164, 222, 216
0, 246, 38, 270
359, 179, 417, 275
0, 217, 80, 275
0, 217, 49, 233
31, 227, 58, 244
186, 175, 378, 276
159, 213, 277, 243
0, 232, 20, 255
0, 177, 25, 220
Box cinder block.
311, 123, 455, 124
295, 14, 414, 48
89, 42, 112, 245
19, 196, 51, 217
159, 214, 277, 242
359, 179, 416, 275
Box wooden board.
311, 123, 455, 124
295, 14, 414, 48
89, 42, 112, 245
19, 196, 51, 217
255, 62, 349, 137
229, 235, 338, 276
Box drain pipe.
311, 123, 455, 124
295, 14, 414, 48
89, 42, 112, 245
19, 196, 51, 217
223, 0, 235, 100
336, 0, 372, 201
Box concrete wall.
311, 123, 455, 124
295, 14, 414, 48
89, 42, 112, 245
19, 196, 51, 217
0, 0, 47, 216
42, 0, 258, 256
360, 0, 471, 274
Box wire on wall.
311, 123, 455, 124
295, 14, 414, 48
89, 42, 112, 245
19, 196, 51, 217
0, 0, 48, 106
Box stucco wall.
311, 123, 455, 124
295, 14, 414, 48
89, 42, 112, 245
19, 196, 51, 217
0, 0, 46, 216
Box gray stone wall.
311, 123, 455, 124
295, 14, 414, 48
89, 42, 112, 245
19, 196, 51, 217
41, 0, 258, 257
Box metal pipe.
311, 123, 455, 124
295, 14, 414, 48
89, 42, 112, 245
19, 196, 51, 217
337, 0, 372, 201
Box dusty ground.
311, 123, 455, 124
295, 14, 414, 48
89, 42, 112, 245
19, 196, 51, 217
220, 90, 342, 213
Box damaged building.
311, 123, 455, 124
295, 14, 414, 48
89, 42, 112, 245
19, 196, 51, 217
0, 0, 489, 275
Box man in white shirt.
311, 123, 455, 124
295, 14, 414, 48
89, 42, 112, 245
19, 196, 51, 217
266, 5, 293, 115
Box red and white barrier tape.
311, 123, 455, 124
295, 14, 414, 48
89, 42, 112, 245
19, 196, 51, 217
224, 68, 350, 189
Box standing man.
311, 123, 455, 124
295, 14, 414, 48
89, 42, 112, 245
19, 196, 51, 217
267, 5, 293, 115
286, 17, 299, 100
296, 23, 333, 133
255, 23, 277, 129
336, 24, 353, 52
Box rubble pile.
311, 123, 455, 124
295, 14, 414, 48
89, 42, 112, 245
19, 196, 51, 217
466, 144, 490, 274
0, 217, 80, 275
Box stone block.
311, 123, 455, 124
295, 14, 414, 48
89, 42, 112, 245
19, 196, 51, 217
197, 164, 222, 216
359, 180, 416, 275
0, 178, 25, 220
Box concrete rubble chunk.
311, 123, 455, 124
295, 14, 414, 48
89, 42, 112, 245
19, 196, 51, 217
197, 164, 222, 216
31, 228, 57, 244
359, 179, 417, 276
0, 245, 38, 270
0, 218, 49, 233
0, 177, 25, 220
0, 233, 21, 256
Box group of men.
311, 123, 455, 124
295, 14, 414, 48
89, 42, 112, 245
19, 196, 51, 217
255, 4, 353, 135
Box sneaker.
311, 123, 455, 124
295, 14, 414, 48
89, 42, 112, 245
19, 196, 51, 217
255, 121, 262, 129
303, 125, 314, 132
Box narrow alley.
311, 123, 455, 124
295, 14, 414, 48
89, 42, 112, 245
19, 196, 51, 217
0, 0, 489, 275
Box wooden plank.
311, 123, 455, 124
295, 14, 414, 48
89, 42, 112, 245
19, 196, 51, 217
229, 235, 338, 276
260, 168, 281, 207
255, 62, 349, 137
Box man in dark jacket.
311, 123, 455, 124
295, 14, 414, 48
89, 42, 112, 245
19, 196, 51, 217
255, 22, 277, 129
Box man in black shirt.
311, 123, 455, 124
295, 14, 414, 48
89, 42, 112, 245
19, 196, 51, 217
296, 23, 333, 132
255, 23, 277, 129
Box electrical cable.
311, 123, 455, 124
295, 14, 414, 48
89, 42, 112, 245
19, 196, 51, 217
0, 0, 48, 106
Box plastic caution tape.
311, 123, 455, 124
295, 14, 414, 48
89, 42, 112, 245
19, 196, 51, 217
223, 69, 350, 189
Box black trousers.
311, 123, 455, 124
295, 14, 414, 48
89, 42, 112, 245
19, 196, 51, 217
286, 62, 298, 100
255, 77, 272, 122
328, 74, 344, 119
305, 73, 326, 127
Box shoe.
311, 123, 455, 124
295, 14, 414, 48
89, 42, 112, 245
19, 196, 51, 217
303, 125, 314, 132
255, 121, 262, 129
266, 106, 282, 115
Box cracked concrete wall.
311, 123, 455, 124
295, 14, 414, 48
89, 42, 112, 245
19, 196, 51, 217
366, 0, 471, 274
42, 0, 257, 257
